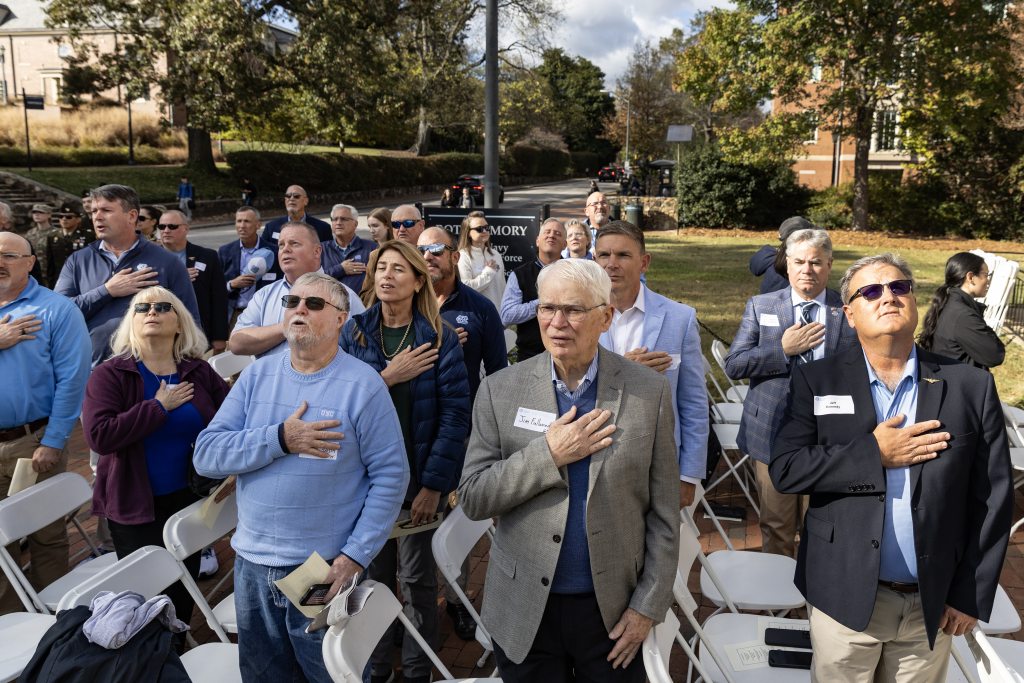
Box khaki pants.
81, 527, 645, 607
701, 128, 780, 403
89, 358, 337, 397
755, 460, 808, 557
809, 587, 951, 682
0, 427, 70, 614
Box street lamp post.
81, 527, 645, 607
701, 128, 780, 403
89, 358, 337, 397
0, 46, 7, 106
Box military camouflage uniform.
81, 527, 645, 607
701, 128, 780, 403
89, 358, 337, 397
24, 224, 58, 287
47, 224, 96, 287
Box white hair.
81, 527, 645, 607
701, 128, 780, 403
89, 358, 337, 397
331, 204, 359, 221
537, 259, 611, 307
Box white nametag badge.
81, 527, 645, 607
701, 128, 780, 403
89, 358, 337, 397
668, 353, 681, 371
299, 409, 340, 460
272, 232, 280, 240
262, 272, 277, 281
194, 261, 207, 272
514, 407, 556, 433
759, 313, 780, 327
814, 395, 855, 415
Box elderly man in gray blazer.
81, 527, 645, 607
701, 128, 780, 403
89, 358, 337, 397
458, 259, 679, 682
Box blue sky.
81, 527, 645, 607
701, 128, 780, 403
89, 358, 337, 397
553, 0, 731, 86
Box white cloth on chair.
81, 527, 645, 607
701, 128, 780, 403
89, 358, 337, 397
83, 590, 188, 649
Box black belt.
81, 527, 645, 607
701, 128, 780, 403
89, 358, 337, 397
0, 417, 48, 444
879, 580, 919, 594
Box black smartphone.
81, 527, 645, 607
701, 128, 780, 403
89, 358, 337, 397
764, 628, 812, 649
768, 649, 813, 670
299, 583, 333, 607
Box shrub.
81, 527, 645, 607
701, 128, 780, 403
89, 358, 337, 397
807, 184, 853, 229
503, 145, 570, 178
0, 108, 184, 151
568, 151, 604, 176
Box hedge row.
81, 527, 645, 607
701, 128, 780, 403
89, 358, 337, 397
0, 145, 176, 167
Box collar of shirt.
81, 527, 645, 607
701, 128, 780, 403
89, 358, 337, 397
864, 345, 919, 420
98, 238, 141, 266
790, 288, 827, 316
608, 285, 646, 354
550, 353, 600, 402
0, 275, 36, 310
239, 240, 260, 255
284, 266, 325, 287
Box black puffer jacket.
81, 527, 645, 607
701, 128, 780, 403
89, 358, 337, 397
930, 287, 1005, 370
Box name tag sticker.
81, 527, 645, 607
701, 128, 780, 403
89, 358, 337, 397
814, 395, 855, 415
194, 261, 207, 272
514, 407, 556, 433
759, 313, 780, 327
262, 272, 277, 281
668, 353, 681, 371
272, 232, 280, 239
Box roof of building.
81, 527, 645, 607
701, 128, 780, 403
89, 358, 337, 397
0, 1, 52, 32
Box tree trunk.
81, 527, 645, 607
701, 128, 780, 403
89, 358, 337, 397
851, 105, 873, 231
187, 127, 216, 173
410, 105, 431, 157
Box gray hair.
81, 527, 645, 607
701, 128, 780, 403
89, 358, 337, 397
90, 184, 140, 213
537, 258, 611, 307
331, 204, 359, 221
236, 206, 261, 221
540, 217, 565, 232
293, 271, 350, 312
840, 253, 915, 304
0, 202, 12, 221
785, 228, 832, 257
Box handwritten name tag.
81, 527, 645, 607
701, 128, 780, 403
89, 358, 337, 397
194, 261, 207, 272
759, 313, 780, 327
262, 272, 277, 281
814, 395, 855, 415
514, 407, 556, 433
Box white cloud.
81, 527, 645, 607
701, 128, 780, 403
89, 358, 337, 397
552, 0, 732, 86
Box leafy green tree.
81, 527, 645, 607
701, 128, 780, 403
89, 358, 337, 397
536, 48, 614, 155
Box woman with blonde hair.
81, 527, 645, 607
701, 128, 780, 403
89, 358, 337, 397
82, 286, 229, 628
561, 218, 593, 259
367, 207, 394, 247
341, 240, 469, 683
456, 210, 506, 310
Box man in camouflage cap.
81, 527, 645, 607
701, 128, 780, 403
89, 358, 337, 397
25, 204, 57, 286
47, 201, 95, 287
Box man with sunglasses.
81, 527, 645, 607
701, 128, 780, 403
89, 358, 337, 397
196, 272, 408, 682
229, 222, 363, 358
0, 232, 90, 614
770, 254, 1012, 681
157, 210, 229, 353
45, 201, 95, 289
390, 204, 425, 245
55, 184, 200, 365
260, 185, 331, 248
725, 228, 859, 558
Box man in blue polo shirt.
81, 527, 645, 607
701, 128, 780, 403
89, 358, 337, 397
55, 184, 200, 365
320, 204, 374, 294
0, 232, 91, 613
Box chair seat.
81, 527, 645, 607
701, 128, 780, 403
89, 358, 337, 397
213, 593, 237, 634
0, 612, 57, 682
181, 643, 241, 683
38, 553, 119, 610
726, 386, 749, 403
700, 551, 805, 612
978, 585, 1021, 635
714, 403, 744, 425
700, 613, 811, 683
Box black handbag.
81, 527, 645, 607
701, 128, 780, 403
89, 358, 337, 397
186, 442, 222, 497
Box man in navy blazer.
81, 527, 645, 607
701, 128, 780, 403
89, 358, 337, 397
770, 253, 1012, 680
218, 206, 281, 328
260, 185, 331, 246
725, 228, 859, 556
595, 221, 707, 506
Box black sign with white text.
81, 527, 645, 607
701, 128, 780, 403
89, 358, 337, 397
423, 206, 549, 274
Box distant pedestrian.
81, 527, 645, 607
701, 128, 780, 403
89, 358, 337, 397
459, 188, 475, 210
440, 188, 458, 208
241, 178, 257, 207
177, 175, 195, 221
589, 179, 599, 194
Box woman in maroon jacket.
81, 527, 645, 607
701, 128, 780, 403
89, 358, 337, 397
82, 286, 228, 626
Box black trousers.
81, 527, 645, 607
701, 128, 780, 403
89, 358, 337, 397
107, 488, 202, 626
492, 592, 646, 683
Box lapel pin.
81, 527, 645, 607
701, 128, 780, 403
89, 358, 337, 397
923, 378, 942, 384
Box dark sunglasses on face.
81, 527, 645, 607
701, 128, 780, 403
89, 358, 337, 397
391, 219, 420, 230
58, 214, 78, 219
470, 226, 490, 233
281, 295, 344, 312
156, 223, 183, 231
133, 302, 174, 314
848, 279, 914, 303
284, 193, 305, 199
417, 243, 454, 256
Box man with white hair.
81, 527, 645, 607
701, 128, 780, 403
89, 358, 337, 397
460, 258, 678, 682
195, 271, 409, 682
321, 204, 374, 293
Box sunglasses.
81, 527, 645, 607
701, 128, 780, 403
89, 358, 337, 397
470, 226, 490, 233
848, 279, 914, 303
156, 223, 184, 231
391, 219, 421, 230
284, 193, 305, 199
58, 214, 79, 219
133, 302, 174, 314
417, 243, 454, 256
281, 295, 345, 312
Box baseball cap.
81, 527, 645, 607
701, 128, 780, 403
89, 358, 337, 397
778, 216, 814, 242
56, 201, 83, 216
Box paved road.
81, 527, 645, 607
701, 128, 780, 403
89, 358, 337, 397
189, 178, 605, 249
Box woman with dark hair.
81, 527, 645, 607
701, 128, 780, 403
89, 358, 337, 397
918, 251, 1005, 370
137, 205, 162, 241
366, 207, 393, 247
341, 240, 469, 683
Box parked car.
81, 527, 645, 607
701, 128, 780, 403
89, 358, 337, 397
450, 175, 504, 204
597, 165, 621, 182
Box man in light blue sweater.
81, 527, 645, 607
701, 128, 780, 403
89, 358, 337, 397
194, 272, 408, 683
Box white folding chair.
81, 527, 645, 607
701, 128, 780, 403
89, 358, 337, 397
431, 505, 495, 669
674, 519, 810, 683
208, 351, 255, 380
321, 580, 499, 683
0, 611, 58, 683
162, 493, 239, 642
643, 609, 691, 683
56, 545, 240, 683
704, 358, 744, 424
711, 340, 748, 403
684, 488, 803, 618
950, 627, 1024, 683
0, 472, 117, 613
704, 423, 759, 514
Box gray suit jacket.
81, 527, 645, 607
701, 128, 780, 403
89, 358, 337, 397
457, 348, 680, 664
724, 287, 859, 462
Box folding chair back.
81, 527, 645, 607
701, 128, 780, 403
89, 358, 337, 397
955, 628, 1024, 683
0, 472, 90, 545
208, 352, 255, 380
431, 505, 491, 587
642, 608, 680, 683
55, 546, 184, 611
162, 494, 238, 561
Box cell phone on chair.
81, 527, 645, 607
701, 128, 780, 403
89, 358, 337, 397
764, 627, 811, 649
768, 649, 813, 670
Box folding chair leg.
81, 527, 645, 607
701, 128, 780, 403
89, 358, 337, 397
706, 451, 759, 513
699, 497, 734, 551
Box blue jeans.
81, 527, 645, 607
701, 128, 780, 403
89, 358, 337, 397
234, 555, 331, 683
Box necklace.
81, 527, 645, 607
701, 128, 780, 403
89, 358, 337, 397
380, 318, 414, 359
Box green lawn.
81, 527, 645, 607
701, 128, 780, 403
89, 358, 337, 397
3, 165, 240, 204
644, 231, 1024, 407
